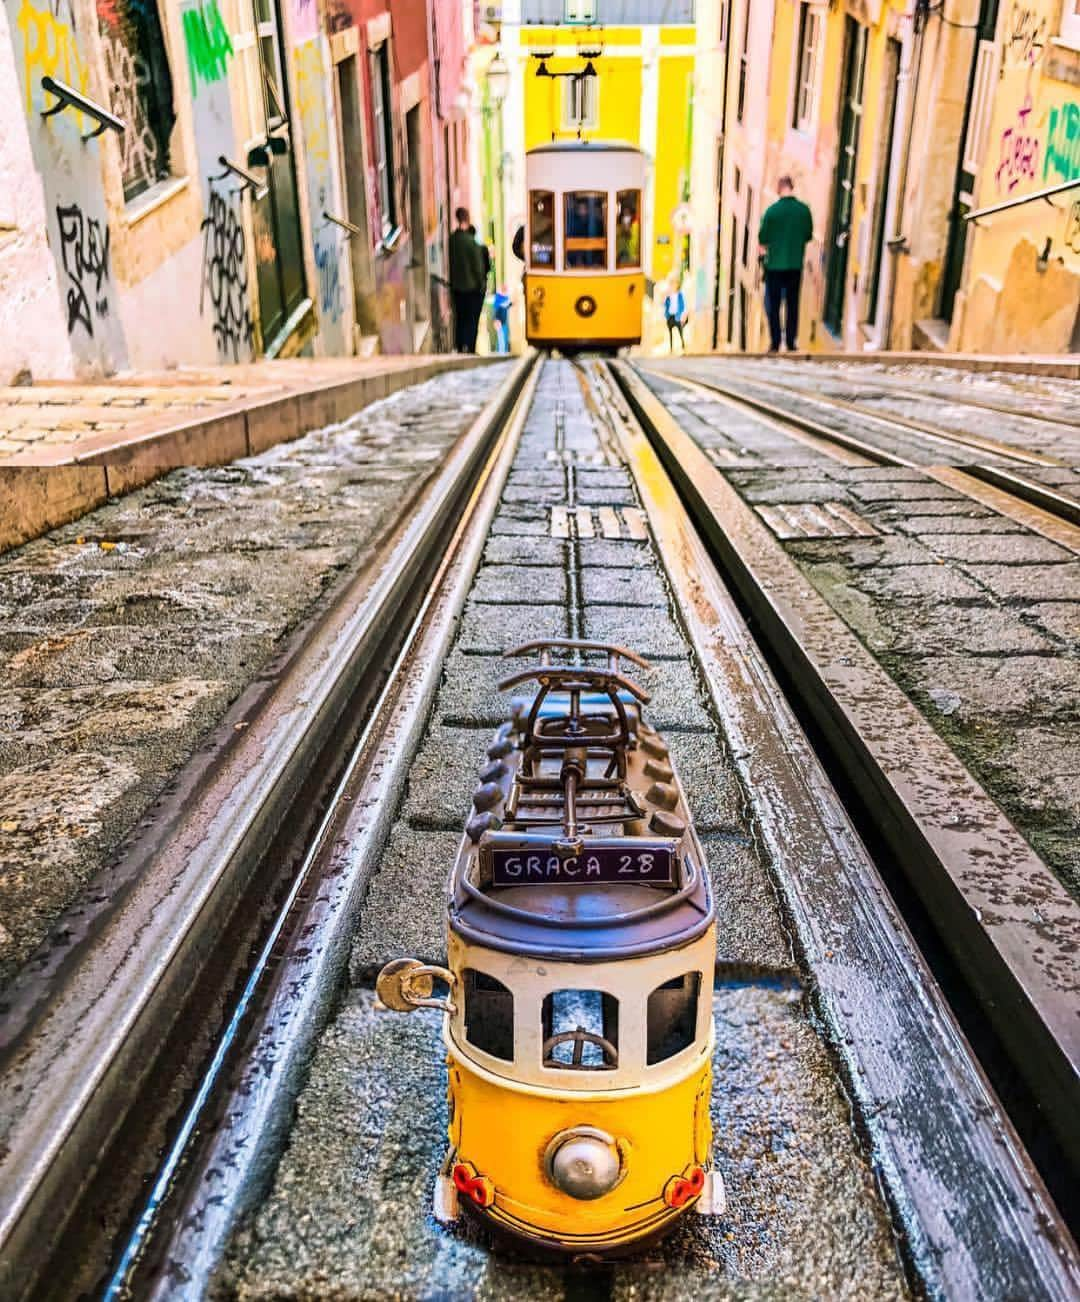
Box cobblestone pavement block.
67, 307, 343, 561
576, 538, 655, 569
401, 726, 493, 831
703, 834, 792, 972
580, 566, 671, 608
581, 605, 688, 659
959, 562, 1080, 602
469, 563, 569, 606
456, 603, 569, 656
482, 535, 568, 568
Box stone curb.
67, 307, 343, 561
672, 350, 1080, 379
0, 356, 498, 554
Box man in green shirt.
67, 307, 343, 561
757, 176, 813, 352
449, 207, 488, 353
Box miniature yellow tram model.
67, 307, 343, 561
377, 640, 724, 1256
522, 143, 646, 353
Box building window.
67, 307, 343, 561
615, 189, 641, 268
741, 184, 753, 267
736, 0, 750, 123
542, 990, 619, 1070
647, 973, 701, 1064
463, 969, 514, 1061
529, 190, 555, 267
370, 41, 396, 238
1061, 0, 1080, 49
98, 0, 176, 202
563, 72, 598, 130
792, 3, 822, 131
564, 0, 596, 22
564, 190, 607, 268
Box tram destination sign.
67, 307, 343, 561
488, 844, 674, 886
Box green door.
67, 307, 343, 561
823, 18, 867, 336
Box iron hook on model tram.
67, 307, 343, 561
377, 638, 725, 1257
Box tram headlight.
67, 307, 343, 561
544, 1126, 623, 1200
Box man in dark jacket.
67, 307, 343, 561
757, 176, 813, 353
449, 208, 486, 352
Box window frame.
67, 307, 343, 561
646, 972, 702, 1065
462, 968, 515, 1063
1061, 0, 1080, 49
791, 2, 824, 133
528, 188, 556, 270
541, 988, 619, 1072
563, 189, 608, 270
562, 72, 599, 131
370, 41, 397, 240
615, 189, 642, 269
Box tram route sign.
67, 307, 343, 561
487, 843, 675, 886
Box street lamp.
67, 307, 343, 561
487, 51, 509, 106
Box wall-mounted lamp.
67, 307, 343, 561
41, 75, 124, 140
246, 134, 288, 169
487, 51, 509, 105
214, 155, 268, 200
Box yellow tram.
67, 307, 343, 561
522, 143, 645, 353
378, 641, 723, 1257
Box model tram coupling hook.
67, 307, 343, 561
376, 958, 457, 1015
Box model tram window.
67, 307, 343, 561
462, 969, 514, 1062
616, 191, 641, 268
542, 989, 619, 1070
529, 190, 555, 268
646, 972, 701, 1065
565, 192, 608, 269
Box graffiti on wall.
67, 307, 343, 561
17, 0, 88, 116
200, 186, 254, 360
315, 235, 343, 320
99, 32, 163, 195
294, 37, 345, 335
56, 203, 111, 336
1044, 100, 1080, 184
995, 93, 1040, 192
183, 0, 233, 92
1005, 3, 1048, 66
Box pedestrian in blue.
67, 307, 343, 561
663, 275, 687, 353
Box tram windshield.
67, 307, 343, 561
616, 190, 641, 268
529, 190, 555, 268
542, 989, 619, 1070
564, 191, 608, 269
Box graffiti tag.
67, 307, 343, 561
200, 187, 254, 361
315, 240, 342, 321
294, 41, 329, 164
1005, 3, 1047, 66
18, 0, 88, 117
183, 0, 233, 92
101, 33, 163, 194
56, 204, 111, 336
1044, 100, 1080, 184
995, 93, 1041, 192
1064, 200, 1080, 255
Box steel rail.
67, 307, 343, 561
614, 359, 1080, 1196
601, 358, 1080, 1297
648, 362, 1064, 468
645, 364, 1080, 554
0, 354, 536, 1300
118, 356, 541, 1299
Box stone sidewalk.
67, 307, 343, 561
0, 354, 495, 550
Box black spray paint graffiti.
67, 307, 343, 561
55, 203, 111, 336
315, 239, 343, 321
200, 186, 254, 361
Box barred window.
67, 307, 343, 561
792, 4, 823, 131
98, 0, 176, 203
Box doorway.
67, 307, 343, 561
823, 16, 868, 336
865, 38, 901, 328
406, 103, 430, 342
336, 54, 376, 337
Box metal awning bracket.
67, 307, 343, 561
40, 76, 124, 141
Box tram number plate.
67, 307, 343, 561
490, 846, 674, 886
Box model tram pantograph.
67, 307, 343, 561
522, 143, 646, 354
377, 639, 724, 1257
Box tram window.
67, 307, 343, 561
646, 972, 700, 1064
615, 190, 641, 268
463, 968, 514, 1061
564, 192, 608, 269
542, 989, 618, 1070
529, 190, 555, 268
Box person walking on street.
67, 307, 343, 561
663, 274, 687, 353
757, 175, 813, 353
449, 208, 486, 352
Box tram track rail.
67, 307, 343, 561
0, 354, 537, 1301
645, 364, 1080, 551
613, 359, 1080, 1210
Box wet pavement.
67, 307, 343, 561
0, 363, 512, 986
639, 359, 1080, 901
222, 361, 908, 1299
